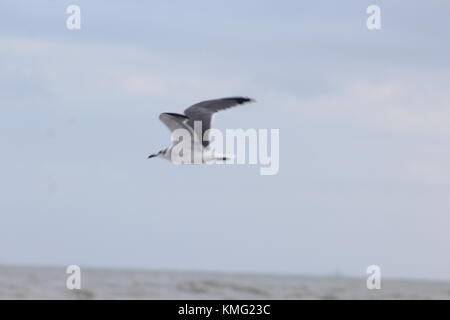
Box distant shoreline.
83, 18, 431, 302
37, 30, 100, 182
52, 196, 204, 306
1, 265, 449, 300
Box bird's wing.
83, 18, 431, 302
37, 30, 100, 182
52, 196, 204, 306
184, 97, 254, 147
159, 113, 189, 132
159, 112, 197, 142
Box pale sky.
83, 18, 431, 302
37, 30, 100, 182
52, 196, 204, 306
1, 0, 450, 280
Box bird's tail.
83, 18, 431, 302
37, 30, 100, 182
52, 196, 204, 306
213, 154, 234, 161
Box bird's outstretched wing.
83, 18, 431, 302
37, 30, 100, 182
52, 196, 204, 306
159, 112, 197, 142
184, 97, 254, 147
159, 113, 189, 132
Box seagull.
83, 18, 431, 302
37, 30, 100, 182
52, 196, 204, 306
148, 97, 254, 163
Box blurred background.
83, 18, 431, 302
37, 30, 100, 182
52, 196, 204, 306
0, 0, 449, 285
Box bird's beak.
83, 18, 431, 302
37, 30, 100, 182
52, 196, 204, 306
148, 154, 156, 159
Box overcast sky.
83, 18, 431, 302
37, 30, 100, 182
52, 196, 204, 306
1, 0, 450, 280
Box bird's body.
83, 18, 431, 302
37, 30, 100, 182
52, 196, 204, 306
148, 97, 254, 164
151, 145, 218, 164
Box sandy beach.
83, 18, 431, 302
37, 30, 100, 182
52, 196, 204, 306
1, 265, 449, 300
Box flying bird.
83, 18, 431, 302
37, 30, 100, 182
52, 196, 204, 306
148, 97, 254, 163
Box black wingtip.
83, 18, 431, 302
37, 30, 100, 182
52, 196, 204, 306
235, 97, 255, 104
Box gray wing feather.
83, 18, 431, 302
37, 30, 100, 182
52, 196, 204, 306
184, 97, 254, 147
158, 113, 197, 145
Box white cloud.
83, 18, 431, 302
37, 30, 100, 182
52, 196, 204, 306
0, 35, 250, 109
282, 73, 450, 137
407, 161, 450, 184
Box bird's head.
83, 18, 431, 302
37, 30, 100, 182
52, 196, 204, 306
147, 148, 167, 159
